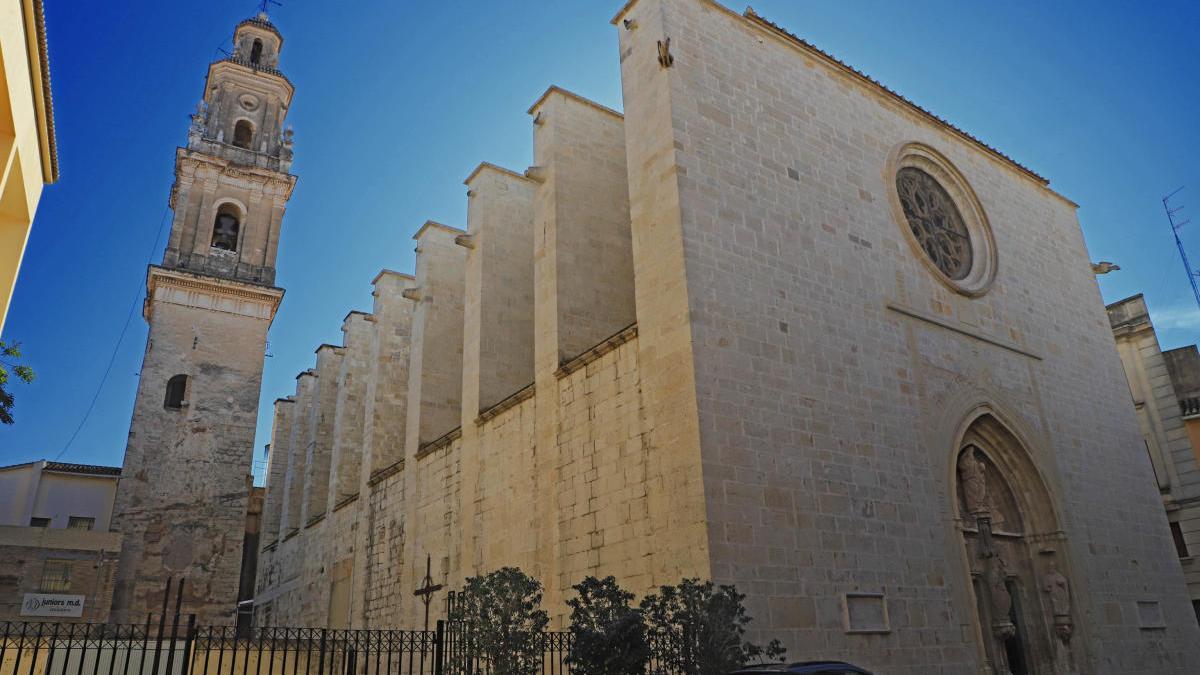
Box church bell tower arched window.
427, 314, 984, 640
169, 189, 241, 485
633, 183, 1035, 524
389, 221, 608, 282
211, 205, 240, 252
156, 12, 294, 285
233, 120, 254, 149
164, 374, 188, 410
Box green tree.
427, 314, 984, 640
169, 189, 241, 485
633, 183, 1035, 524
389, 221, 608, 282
640, 578, 785, 675
566, 575, 649, 675
448, 567, 549, 675
0, 340, 34, 425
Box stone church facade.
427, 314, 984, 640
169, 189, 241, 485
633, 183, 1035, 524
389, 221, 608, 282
250, 1, 1198, 673
110, 15, 295, 624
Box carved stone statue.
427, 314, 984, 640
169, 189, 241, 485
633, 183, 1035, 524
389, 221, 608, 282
187, 102, 208, 146
990, 555, 1014, 627
280, 126, 295, 171
958, 446, 990, 517
1042, 560, 1071, 618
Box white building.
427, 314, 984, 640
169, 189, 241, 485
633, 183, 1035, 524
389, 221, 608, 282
0, 460, 122, 622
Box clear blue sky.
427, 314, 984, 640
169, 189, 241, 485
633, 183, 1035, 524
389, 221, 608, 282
3, 1, 1198, 479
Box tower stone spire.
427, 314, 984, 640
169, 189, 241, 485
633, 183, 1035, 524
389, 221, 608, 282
164, 13, 295, 284
110, 13, 297, 625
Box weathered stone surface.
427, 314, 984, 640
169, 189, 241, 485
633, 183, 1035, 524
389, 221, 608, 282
111, 14, 295, 625
250, 2, 1200, 673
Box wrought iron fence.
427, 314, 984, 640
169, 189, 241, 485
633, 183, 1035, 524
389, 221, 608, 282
2, 583, 696, 675
0, 621, 699, 675
0, 620, 445, 675
441, 621, 571, 675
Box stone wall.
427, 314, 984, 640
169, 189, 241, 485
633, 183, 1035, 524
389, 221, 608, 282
615, 0, 1200, 671
251, 2, 1200, 672
258, 335, 650, 629
0, 526, 122, 623
361, 469, 405, 627
111, 273, 279, 625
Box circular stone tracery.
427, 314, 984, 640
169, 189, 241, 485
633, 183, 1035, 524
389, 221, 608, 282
896, 166, 972, 281
886, 142, 996, 296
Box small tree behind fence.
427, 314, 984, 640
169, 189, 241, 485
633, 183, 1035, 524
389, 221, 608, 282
444, 567, 549, 675
640, 579, 786, 675
1, 573, 783, 675
565, 576, 649, 675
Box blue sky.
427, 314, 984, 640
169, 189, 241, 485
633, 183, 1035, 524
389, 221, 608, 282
3, 0, 1198, 479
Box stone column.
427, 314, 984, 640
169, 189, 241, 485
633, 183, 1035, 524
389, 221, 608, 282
280, 371, 316, 535
456, 164, 535, 582
260, 397, 295, 545
350, 271, 415, 628
327, 311, 373, 512
399, 222, 467, 625
300, 345, 344, 527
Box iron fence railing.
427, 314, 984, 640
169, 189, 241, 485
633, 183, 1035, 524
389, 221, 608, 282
2, 582, 702, 675
0, 620, 444, 675
0, 621, 700, 675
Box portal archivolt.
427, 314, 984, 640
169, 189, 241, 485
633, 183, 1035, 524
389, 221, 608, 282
955, 413, 1079, 675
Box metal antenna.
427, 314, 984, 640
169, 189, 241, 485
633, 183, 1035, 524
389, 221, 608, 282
1164, 187, 1200, 311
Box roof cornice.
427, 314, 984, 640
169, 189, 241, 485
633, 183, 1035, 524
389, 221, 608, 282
22, 0, 57, 183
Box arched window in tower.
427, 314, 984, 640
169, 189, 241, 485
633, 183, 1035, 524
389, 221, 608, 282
233, 120, 254, 149
164, 375, 188, 410
250, 39, 263, 65
211, 204, 241, 252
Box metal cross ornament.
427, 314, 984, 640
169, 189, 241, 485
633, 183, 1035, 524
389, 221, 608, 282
257, 0, 282, 15
412, 554, 443, 631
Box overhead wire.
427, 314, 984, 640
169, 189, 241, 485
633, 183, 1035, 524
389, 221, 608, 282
53, 204, 171, 461
50, 12, 239, 462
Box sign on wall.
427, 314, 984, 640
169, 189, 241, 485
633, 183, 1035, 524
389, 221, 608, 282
20, 594, 85, 618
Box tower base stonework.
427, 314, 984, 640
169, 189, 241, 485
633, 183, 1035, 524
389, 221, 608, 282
111, 269, 282, 624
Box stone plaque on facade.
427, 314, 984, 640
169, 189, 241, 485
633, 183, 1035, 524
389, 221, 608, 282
21, 594, 85, 618
843, 593, 889, 633
1136, 600, 1166, 630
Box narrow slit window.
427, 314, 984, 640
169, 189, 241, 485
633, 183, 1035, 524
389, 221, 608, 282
1171, 521, 1190, 558
250, 39, 263, 65
165, 374, 188, 410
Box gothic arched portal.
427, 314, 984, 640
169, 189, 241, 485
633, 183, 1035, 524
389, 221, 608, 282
955, 413, 1080, 675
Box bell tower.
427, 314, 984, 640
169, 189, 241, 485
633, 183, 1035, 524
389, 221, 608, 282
110, 13, 297, 624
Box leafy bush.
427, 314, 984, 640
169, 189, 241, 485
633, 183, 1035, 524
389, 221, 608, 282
0, 340, 34, 425
447, 567, 549, 675
566, 576, 649, 675
640, 578, 785, 675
